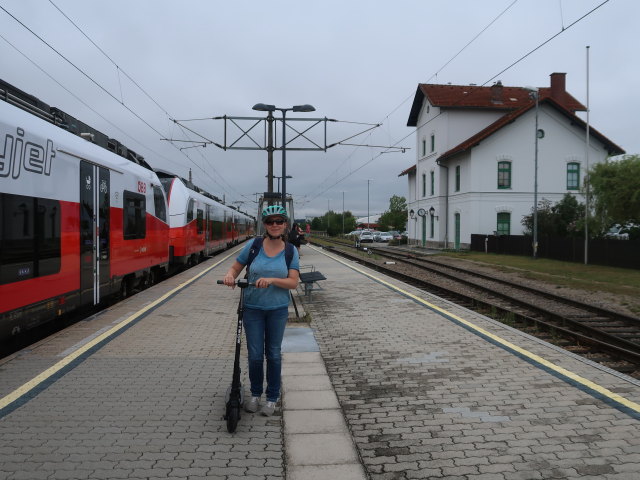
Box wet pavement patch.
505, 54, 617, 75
282, 326, 320, 353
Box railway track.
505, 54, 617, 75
311, 236, 640, 377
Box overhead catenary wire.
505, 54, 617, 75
300, 0, 521, 207
1, 2, 249, 206
47, 0, 173, 118
300, 0, 609, 208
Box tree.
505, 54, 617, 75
310, 210, 356, 236
589, 155, 640, 226
378, 195, 407, 231
521, 193, 587, 237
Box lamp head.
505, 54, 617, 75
429, 206, 435, 216
253, 103, 276, 112
292, 104, 316, 112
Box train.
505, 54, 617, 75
0, 79, 255, 342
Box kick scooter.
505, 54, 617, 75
217, 278, 251, 433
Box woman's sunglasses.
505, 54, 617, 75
264, 219, 285, 225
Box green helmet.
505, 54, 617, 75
261, 205, 288, 220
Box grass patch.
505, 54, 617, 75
440, 251, 640, 300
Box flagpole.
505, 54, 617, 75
584, 45, 590, 265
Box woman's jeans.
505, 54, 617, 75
243, 307, 288, 402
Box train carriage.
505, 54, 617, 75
0, 89, 169, 339
157, 171, 255, 267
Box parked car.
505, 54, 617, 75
375, 232, 393, 242
388, 230, 402, 240
605, 224, 629, 240
359, 231, 374, 243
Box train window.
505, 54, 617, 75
197, 208, 204, 234
123, 191, 146, 240
153, 186, 167, 222
0, 193, 60, 285
187, 199, 195, 223
36, 198, 62, 276
159, 177, 173, 197
212, 207, 223, 240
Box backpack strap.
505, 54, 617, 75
245, 237, 294, 274
284, 242, 294, 270
245, 237, 264, 274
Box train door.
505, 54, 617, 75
205, 204, 211, 251
80, 161, 110, 305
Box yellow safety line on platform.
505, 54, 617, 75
0, 249, 239, 412
312, 246, 640, 415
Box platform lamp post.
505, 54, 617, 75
266, 174, 292, 193
524, 87, 540, 259
341, 191, 345, 234
253, 103, 316, 208
367, 179, 372, 229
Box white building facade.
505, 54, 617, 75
401, 73, 624, 249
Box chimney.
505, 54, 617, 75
490, 81, 503, 104
550, 72, 566, 102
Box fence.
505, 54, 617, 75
470, 234, 640, 269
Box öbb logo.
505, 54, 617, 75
0, 127, 55, 178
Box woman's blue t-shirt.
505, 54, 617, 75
236, 240, 300, 310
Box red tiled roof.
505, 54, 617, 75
398, 164, 416, 177
437, 96, 624, 162
407, 83, 586, 127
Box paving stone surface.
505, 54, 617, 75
0, 249, 285, 480
3, 243, 640, 480
301, 245, 640, 480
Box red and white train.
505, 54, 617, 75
156, 171, 253, 266
0, 80, 254, 342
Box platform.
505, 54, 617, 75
1, 242, 639, 479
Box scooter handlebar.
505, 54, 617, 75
217, 279, 252, 287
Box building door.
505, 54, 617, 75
80, 161, 110, 305
454, 213, 460, 250
421, 215, 426, 247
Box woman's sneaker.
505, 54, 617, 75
260, 400, 277, 416
244, 396, 260, 413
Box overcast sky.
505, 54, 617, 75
1, 0, 637, 220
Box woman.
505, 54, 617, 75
222, 205, 300, 416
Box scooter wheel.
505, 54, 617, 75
226, 405, 240, 433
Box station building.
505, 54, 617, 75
400, 72, 624, 249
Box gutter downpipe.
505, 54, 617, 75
436, 157, 449, 248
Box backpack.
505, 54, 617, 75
245, 237, 294, 275
288, 228, 299, 244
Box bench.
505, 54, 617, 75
298, 269, 326, 301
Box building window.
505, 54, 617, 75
498, 161, 511, 189
567, 162, 580, 190
430, 134, 435, 152
455, 165, 460, 192
422, 174, 426, 197
430, 171, 434, 196
497, 212, 510, 236
421, 139, 426, 157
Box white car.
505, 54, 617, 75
359, 231, 374, 243
605, 225, 629, 240
377, 232, 394, 242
